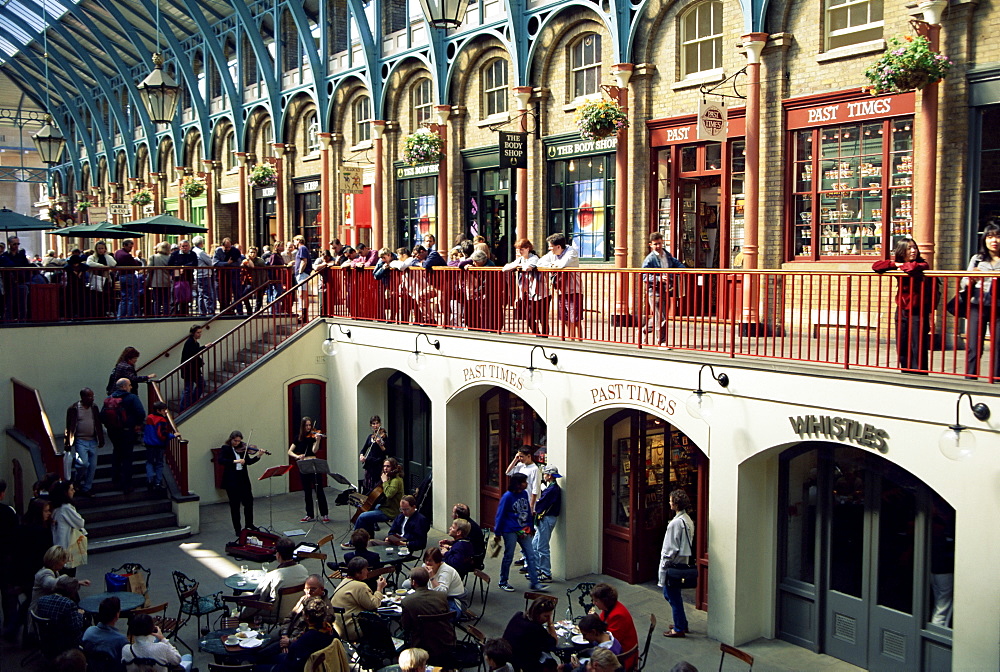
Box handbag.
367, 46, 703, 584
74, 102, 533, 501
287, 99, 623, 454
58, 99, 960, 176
66, 527, 88, 568
173, 278, 193, 303
665, 519, 697, 589
946, 288, 969, 319
105, 571, 129, 592
87, 274, 107, 292
488, 533, 503, 558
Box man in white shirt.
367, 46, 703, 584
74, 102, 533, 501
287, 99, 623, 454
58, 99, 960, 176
505, 446, 540, 569
240, 537, 309, 619
538, 233, 582, 340
191, 235, 217, 315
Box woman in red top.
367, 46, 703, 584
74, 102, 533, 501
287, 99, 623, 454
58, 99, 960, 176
872, 239, 936, 373
593, 583, 638, 669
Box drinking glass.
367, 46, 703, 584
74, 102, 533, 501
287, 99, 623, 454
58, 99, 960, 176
240, 564, 248, 578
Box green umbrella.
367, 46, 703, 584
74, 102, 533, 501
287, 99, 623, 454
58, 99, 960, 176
50, 222, 105, 237
0, 207, 51, 233
90, 221, 146, 239
123, 213, 207, 235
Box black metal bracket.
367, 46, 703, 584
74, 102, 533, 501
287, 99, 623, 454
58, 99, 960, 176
699, 66, 749, 102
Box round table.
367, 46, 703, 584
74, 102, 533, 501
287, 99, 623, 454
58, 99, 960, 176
373, 545, 415, 566
224, 572, 261, 594
79, 590, 145, 616
199, 627, 271, 663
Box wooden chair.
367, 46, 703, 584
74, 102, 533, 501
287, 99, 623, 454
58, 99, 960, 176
129, 602, 180, 641
524, 591, 557, 613
223, 582, 305, 632
636, 613, 657, 671
297, 550, 329, 577
459, 570, 491, 627
368, 564, 397, 591
719, 643, 754, 671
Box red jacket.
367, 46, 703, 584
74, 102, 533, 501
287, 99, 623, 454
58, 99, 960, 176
601, 601, 638, 667
872, 259, 936, 314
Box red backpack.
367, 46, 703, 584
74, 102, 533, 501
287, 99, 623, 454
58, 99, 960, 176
101, 396, 128, 430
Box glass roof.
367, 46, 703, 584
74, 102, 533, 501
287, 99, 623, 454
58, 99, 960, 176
0, 0, 80, 65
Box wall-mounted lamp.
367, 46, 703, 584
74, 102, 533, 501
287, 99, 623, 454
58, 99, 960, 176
686, 364, 730, 419
522, 346, 559, 390
321, 324, 352, 356
939, 392, 991, 461
408, 333, 441, 371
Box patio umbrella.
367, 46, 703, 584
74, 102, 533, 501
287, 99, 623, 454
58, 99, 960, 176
123, 214, 207, 235
90, 221, 146, 239
0, 207, 52, 233
49, 222, 105, 237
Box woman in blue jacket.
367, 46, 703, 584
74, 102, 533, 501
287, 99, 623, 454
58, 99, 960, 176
494, 472, 545, 593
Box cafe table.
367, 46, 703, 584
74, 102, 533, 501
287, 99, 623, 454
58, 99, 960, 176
199, 626, 270, 664
224, 571, 262, 594
553, 620, 590, 663
79, 590, 145, 620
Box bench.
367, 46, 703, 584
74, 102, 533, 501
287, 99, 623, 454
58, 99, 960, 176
810, 309, 874, 338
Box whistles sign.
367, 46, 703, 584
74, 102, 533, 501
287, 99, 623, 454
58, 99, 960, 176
786, 91, 915, 130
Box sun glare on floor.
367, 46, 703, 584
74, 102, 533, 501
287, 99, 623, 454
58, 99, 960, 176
179, 541, 241, 579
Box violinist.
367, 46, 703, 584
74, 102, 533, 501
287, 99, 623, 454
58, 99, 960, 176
360, 415, 388, 493
288, 417, 329, 523
219, 430, 265, 538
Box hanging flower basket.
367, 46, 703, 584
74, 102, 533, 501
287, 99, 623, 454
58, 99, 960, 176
182, 180, 206, 199
249, 163, 277, 188
403, 128, 445, 165
77, 199, 93, 211
864, 34, 953, 95
131, 190, 153, 206
575, 98, 629, 141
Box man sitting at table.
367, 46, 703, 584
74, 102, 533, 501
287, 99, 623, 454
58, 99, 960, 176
329, 557, 386, 641
241, 536, 309, 618
257, 573, 336, 663
341, 529, 382, 569
439, 518, 476, 577
452, 502, 487, 569
400, 567, 455, 664
36, 575, 84, 656
385, 495, 430, 551
82, 595, 128, 664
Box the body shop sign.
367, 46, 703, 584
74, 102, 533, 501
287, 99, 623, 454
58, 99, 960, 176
545, 135, 617, 160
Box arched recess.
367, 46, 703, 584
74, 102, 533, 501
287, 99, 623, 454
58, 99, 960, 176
245, 107, 275, 162
211, 118, 237, 172
135, 144, 150, 185
329, 75, 369, 140
447, 35, 512, 122
158, 138, 176, 179
183, 129, 204, 171
524, 5, 613, 91
96, 158, 109, 201
380, 54, 434, 124
283, 93, 319, 178
287, 378, 328, 495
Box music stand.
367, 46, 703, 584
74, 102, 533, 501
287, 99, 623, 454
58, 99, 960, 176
258, 464, 293, 532
296, 458, 330, 476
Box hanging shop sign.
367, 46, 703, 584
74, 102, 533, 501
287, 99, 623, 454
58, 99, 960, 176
253, 186, 276, 199
499, 132, 527, 169
143, 204, 155, 215
697, 100, 728, 140
544, 134, 617, 160
108, 203, 131, 216
785, 90, 915, 130
339, 166, 364, 194
788, 414, 889, 453
396, 163, 440, 179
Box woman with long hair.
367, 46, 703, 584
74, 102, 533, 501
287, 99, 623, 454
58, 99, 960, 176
963, 220, 1000, 380
106, 346, 155, 395
287, 416, 329, 523
503, 239, 549, 336
359, 415, 388, 494
873, 239, 935, 373
346, 457, 404, 542
50, 482, 88, 577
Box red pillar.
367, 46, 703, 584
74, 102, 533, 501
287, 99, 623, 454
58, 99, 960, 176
318, 133, 333, 245
740, 33, 768, 331
234, 153, 248, 247
373, 121, 386, 252
513, 87, 533, 243
914, 3, 945, 268
433, 105, 452, 246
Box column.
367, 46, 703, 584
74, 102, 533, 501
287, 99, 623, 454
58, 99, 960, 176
611, 64, 634, 319
513, 87, 532, 242
373, 120, 387, 251
201, 159, 216, 247
174, 167, 188, 220
433, 105, 452, 245
740, 33, 768, 332
234, 152, 248, 248
271, 143, 286, 242
913, 0, 946, 268
318, 132, 333, 245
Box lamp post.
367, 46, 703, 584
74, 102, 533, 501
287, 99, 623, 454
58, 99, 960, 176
416, 0, 468, 28
136, 0, 181, 125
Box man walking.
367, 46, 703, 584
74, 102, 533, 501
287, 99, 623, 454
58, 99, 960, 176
102, 378, 145, 493
64, 388, 104, 495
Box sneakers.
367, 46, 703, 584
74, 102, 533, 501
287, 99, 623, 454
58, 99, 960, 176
529, 584, 549, 592
514, 558, 526, 567
518, 567, 529, 574
322, 516, 330, 523
498, 582, 515, 593
538, 572, 553, 582
300, 516, 313, 522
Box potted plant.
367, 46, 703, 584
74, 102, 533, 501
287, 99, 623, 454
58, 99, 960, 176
131, 189, 153, 206
575, 98, 630, 141
77, 199, 93, 211
403, 128, 445, 165
249, 163, 277, 188
864, 34, 953, 95
182, 180, 206, 199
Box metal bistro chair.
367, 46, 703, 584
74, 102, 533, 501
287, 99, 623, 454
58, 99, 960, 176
417, 610, 480, 671
171, 571, 227, 653
565, 582, 596, 622
459, 569, 491, 628
108, 562, 152, 605
354, 610, 404, 671
719, 643, 754, 671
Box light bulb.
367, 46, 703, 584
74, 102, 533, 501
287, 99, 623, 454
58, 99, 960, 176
938, 425, 974, 461
522, 367, 542, 390
321, 338, 338, 356
685, 391, 713, 419
407, 351, 426, 371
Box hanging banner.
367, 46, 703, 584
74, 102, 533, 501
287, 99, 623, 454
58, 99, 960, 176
499, 132, 527, 169
697, 100, 727, 140
339, 166, 364, 194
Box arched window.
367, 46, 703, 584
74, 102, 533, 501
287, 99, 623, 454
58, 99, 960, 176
261, 123, 274, 159
305, 112, 320, 153
482, 59, 508, 117
826, 0, 883, 50
412, 78, 433, 128
570, 33, 602, 99
222, 130, 235, 171
353, 95, 372, 144
680, 1, 723, 78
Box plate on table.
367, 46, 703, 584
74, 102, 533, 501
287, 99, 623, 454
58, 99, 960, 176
235, 630, 259, 639
571, 634, 589, 645
239, 638, 263, 648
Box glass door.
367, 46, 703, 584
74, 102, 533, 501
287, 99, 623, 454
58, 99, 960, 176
466, 168, 513, 265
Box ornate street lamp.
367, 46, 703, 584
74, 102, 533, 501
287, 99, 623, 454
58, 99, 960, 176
136, 0, 181, 124
31, 4, 65, 165
417, 0, 468, 28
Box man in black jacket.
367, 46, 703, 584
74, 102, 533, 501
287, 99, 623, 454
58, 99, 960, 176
385, 495, 430, 551
64, 388, 104, 495
103, 379, 145, 493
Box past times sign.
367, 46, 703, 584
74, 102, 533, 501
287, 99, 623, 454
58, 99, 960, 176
499, 132, 527, 169
697, 100, 727, 140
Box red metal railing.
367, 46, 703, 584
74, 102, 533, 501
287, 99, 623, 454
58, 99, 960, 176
319, 266, 1000, 382
0, 266, 288, 325
154, 272, 323, 416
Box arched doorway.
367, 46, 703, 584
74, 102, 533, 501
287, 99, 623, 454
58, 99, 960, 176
603, 410, 708, 600
287, 379, 327, 493
777, 443, 954, 671
387, 372, 432, 515
478, 388, 547, 526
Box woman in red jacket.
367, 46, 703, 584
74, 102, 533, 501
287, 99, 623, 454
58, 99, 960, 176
873, 240, 936, 374
593, 583, 638, 669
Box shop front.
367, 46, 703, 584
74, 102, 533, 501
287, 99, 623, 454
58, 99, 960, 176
543, 134, 617, 262
387, 371, 432, 500
784, 89, 916, 261
293, 177, 321, 250
395, 163, 438, 251
253, 186, 276, 249
966, 66, 1000, 258
463, 146, 514, 265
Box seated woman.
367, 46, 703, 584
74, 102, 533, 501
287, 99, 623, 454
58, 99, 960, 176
422, 547, 466, 621
502, 595, 558, 672
577, 614, 622, 655
266, 596, 336, 672
122, 613, 189, 672
328, 557, 387, 641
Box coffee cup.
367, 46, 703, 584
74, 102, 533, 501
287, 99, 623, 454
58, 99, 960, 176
238, 622, 249, 632
225, 636, 239, 646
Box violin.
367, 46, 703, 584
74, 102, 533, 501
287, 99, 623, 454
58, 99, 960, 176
244, 444, 272, 456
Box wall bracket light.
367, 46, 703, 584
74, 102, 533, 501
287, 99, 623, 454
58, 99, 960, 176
686, 364, 730, 419
321, 324, 352, 356
408, 333, 441, 371
938, 392, 991, 461
522, 346, 559, 390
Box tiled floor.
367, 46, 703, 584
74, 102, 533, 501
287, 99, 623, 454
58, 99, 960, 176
2, 490, 862, 672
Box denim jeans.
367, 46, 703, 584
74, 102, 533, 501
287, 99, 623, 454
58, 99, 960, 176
663, 581, 688, 632
71, 438, 99, 491
145, 445, 165, 486
197, 276, 216, 315
180, 376, 205, 410
354, 507, 389, 534
117, 273, 140, 318
501, 531, 539, 588
533, 514, 557, 576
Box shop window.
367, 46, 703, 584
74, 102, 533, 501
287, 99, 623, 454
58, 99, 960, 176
305, 113, 320, 154
221, 130, 235, 171
825, 0, 883, 51
482, 58, 508, 117
680, 1, 723, 78
412, 77, 434, 128
261, 123, 274, 159
974, 106, 1000, 228
397, 176, 437, 250
353, 95, 372, 144
730, 140, 746, 267
791, 117, 913, 260
548, 155, 615, 261
571, 33, 602, 99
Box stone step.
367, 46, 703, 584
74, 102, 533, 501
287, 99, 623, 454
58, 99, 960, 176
88, 526, 193, 554
87, 512, 179, 539
80, 498, 172, 523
